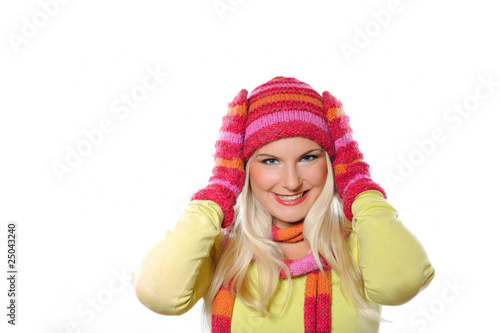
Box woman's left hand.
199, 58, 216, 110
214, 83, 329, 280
323, 91, 386, 223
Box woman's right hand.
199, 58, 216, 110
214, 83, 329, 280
191, 89, 249, 228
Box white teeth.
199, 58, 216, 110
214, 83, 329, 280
276, 192, 304, 201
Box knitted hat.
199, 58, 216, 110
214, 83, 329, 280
243, 77, 335, 162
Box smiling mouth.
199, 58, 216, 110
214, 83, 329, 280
273, 190, 309, 206
276, 192, 306, 201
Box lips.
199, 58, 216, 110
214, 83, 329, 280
273, 190, 309, 206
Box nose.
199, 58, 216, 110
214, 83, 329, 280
282, 164, 302, 192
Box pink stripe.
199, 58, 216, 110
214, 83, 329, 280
342, 174, 369, 196
280, 252, 328, 277
218, 131, 243, 145
212, 316, 231, 333
334, 132, 354, 150
316, 294, 331, 332
304, 296, 317, 333
210, 178, 240, 196
249, 82, 313, 97
245, 111, 329, 138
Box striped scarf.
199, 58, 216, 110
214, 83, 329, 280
212, 221, 332, 332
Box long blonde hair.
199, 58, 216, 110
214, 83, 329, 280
203, 153, 380, 323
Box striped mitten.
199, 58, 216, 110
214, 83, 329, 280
191, 89, 249, 228
323, 91, 386, 222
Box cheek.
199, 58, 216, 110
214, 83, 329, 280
249, 165, 277, 192
307, 163, 328, 187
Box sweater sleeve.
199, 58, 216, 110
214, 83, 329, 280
349, 190, 435, 306
133, 200, 224, 315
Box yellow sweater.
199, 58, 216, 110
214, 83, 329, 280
134, 191, 435, 332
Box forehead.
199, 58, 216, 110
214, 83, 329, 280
252, 137, 322, 156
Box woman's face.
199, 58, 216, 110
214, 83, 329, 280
248, 137, 329, 229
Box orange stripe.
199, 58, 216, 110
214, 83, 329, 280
276, 222, 304, 243
211, 289, 235, 317
249, 93, 323, 111
227, 103, 248, 116
287, 234, 304, 243
333, 158, 362, 174
215, 157, 244, 170
304, 271, 319, 298
317, 270, 331, 295
326, 107, 345, 122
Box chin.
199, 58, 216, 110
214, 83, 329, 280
273, 212, 308, 226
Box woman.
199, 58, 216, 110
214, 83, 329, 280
133, 77, 435, 332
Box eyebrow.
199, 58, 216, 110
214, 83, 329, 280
300, 149, 322, 157
255, 149, 322, 159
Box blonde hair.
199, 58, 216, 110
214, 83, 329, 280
203, 153, 380, 324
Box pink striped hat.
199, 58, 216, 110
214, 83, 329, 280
243, 77, 335, 161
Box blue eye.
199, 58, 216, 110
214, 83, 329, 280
262, 158, 279, 165
301, 155, 318, 162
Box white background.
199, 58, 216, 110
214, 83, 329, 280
1, 0, 499, 332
